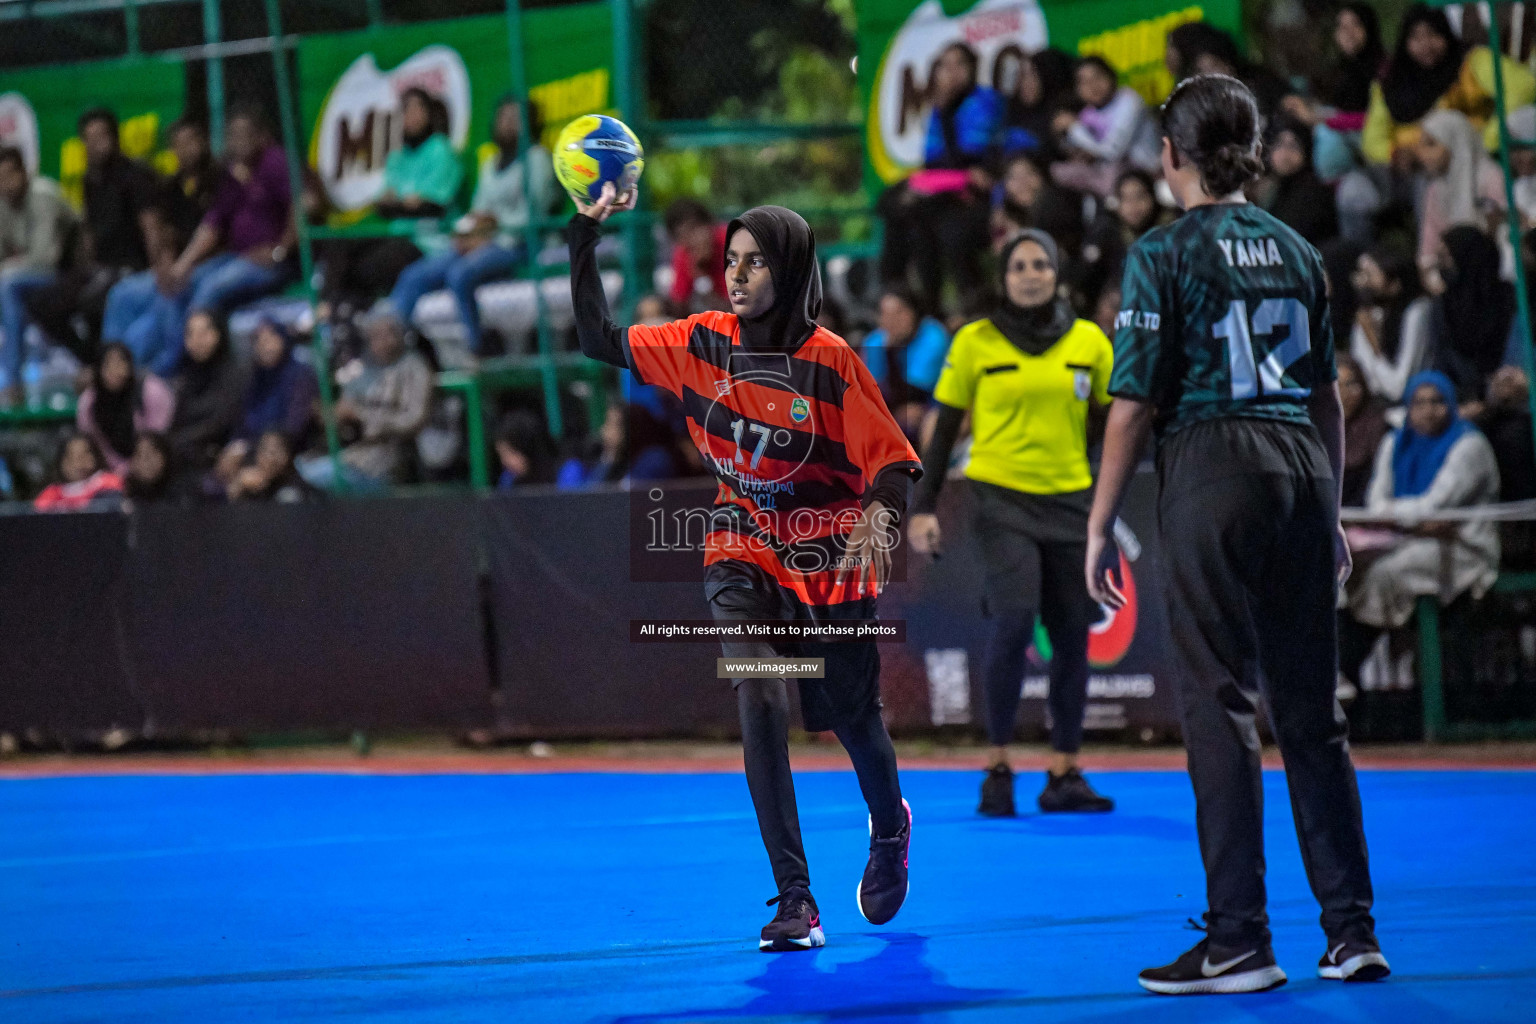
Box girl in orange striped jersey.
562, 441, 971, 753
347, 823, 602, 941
569, 183, 919, 952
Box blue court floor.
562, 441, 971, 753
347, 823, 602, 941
1, 767, 1532, 1023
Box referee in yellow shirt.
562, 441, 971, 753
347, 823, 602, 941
907, 229, 1115, 816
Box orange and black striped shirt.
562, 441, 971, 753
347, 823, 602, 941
624, 311, 921, 607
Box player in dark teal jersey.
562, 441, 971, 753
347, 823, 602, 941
1086, 75, 1389, 995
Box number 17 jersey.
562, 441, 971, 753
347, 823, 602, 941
1108, 203, 1335, 440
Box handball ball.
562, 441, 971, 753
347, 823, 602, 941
554, 114, 645, 204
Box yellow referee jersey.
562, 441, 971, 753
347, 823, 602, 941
932, 317, 1113, 495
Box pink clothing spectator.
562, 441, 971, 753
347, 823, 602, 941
76, 373, 176, 473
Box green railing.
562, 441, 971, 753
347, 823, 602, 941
1416, 570, 1536, 742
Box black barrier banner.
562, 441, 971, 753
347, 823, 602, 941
631, 619, 907, 643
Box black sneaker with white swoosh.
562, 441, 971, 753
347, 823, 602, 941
1138, 936, 1287, 995
1318, 933, 1391, 981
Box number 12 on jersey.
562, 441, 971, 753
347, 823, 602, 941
1213, 297, 1311, 400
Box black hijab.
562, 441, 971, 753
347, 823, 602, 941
91, 342, 143, 461
991, 230, 1074, 356
1382, 5, 1464, 125
1439, 225, 1514, 377
1360, 239, 1420, 360
1321, 2, 1385, 114
725, 206, 823, 352
1006, 48, 1075, 150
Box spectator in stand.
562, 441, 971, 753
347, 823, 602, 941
224, 429, 314, 503
1476, 366, 1536, 567
97, 119, 219, 373
124, 431, 175, 504
1416, 110, 1505, 289
859, 287, 950, 440
324, 89, 461, 316
878, 41, 1003, 313
1350, 240, 1435, 404
33, 433, 123, 512
1279, 3, 1385, 181
0, 146, 78, 406
1365, 4, 1535, 166
167, 311, 246, 477
1165, 22, 1292, 116
1338, 352, 1390, 508
300, 306, 431, 490
208, 319, 317, 492
495, 407, 557, 489
115, 108, 296, 375
23, 109, 161, 367
1079, 168, 1169, 310
76, 342, 175, 475
1339, 370, 1501, 687
1050, 56, 1160, 199
1507, 107, 1536, 228
1257, 116, 1339, 247
664, 199, 728, 312
1002, 47, 1076, 164
392, 95, 555, 353
1431, 225, 1515, 406
990, 152, 1083, 271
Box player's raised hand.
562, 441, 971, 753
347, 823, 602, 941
574, 181, 637, 224
1085, 529, 1125, 611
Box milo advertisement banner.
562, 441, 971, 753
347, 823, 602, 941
299, 4, 612, 220
0, 59, 184, 207
856, 0, 1241, 187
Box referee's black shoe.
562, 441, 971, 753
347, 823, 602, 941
857, 798, 911, 925
1318, 927, 1391, 981
1037, 767, 1114, 812
978, 764, 1015, 817
760, 886, 824, 952
1138, 933, 1287, 995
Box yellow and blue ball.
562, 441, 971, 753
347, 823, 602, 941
554, 114, 645, 204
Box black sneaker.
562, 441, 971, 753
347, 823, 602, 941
1318, 930, 1391, 981
978, 764, 1016, 817
759, 886, 824, 952
1037, 767, 1115, 812
857, 798, 911, 925
1138, 935, 1287, 995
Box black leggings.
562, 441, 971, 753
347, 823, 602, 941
737, 678, 903, 893
979, 537, 1094, 754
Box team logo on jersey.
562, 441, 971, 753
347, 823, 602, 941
790, 397, 810, 423
1073, 369, 1092, 401
715, 378, 731, 396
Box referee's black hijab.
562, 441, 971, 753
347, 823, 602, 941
726, 206, 823, 352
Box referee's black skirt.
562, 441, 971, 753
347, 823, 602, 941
968, 480, 1093, 618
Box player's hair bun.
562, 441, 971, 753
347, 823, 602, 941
1162, 73, 1265, 197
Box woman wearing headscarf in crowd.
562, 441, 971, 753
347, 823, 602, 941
878, 42, 1003, 314
1337, 353, 1390, 508
76, 342, 175, 475
124, 432, 177, 505
1164, 22, 1291, 116
1257, 117, 1339, 247
1431, 225, 1516, 405
1364, 4, 1535, 167
224, 429, 316, 503
236, 319, 317, 448
1050, 56, 1160, 199
570, 185, 920, 950
1415, 110, 1506, 286
1078, 169, 1170, 311
990, 152, 1084, 261
907, 229, 1116, 818
33, 433, 124, 512
1349, 239, 1436, 403
859, 287, 951, 440
1002, 47, 1076, 164
1280, 3, 1385, 180
1339, 370, 1500, 688
1475, 365, 1536, 567
167, 311, 247, 476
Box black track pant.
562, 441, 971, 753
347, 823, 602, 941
1158, 419, 1376, 947
708, 563, 904, 895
